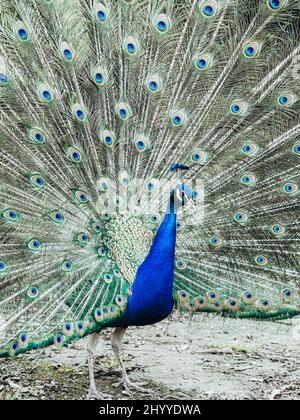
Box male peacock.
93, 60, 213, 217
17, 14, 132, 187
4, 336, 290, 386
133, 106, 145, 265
0, 0, 300, 400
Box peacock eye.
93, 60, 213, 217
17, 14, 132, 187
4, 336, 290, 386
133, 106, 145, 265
92, 222, 101, 233
171, 110, 187, 127
38, 84, 54, 103
1, 209, 19, 223
242, 291, 255, 303
67, 146, 82, 163
29, 128, 46, 144
225, 299, 241, 311
243, 41, 260, 58
94, 308, 104, 322
104, 273, 113, 284
150, 213, 160, 224
176, 259, 187, 270
0, 70, 9, 86
200, 1, 218, 17
72, 103, 87, 122
27, 286, 39, 298
63, 322, 74, 336
176, 221, 186, 231
29, 173, 46, 189
209, 236, 223, 248
234, 211, 248, 224
54, 334, 65, 350
9, 341, 19, 355
282, 289, 295, 302
153, 14, 171, 33
115, 295, 125, 307
255, 255, 269, 266
240, 174, 256, 186
230, 100, 248, 116
75, 320, 86, 336
146, 74, 163, 94
271, 224, 285, 236
292, 144, 300, 156
15, 21, 31, 43
92, 65, 108, 87
18, 333, 29, 348
0, 260, 7, 273
49, 210, 64, 224
94, 3, 110, 24
190, 149, 207, 164
207, 291, 220, 303
74, 190, 89, 204
60, 41, 74, 62
27, 239, 42, 251
146, 178, 159, 192
257, 298, 272, 310
267, 0, 287, 11
61, 260, 74, 272
194, 53, 212, 71
241, 142, 258, 156
278, 93, 297, 107
100, 129, 115, 148
282, 182, 298, 195
115, 102, 133, 122
97, 246, 106, 257
77, 232, 90, 245
124, 36, 139, 57
178, 290, 190, 302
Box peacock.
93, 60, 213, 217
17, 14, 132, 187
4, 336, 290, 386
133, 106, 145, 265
0, 0, 300, 400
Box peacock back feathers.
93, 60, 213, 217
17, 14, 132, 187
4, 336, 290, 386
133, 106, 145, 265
1, 0, 300, 357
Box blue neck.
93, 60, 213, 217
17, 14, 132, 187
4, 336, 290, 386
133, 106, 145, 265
118, 197, 177, 326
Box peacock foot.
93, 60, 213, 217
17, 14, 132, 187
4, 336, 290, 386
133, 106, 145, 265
113, 378, 150, 394
87, 387, 112, 400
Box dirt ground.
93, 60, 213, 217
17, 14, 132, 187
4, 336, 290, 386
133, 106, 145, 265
0, 313, 300, 400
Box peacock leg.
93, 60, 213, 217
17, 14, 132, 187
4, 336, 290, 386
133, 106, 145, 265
111, 327, 149, 393
87, 333, 111, 400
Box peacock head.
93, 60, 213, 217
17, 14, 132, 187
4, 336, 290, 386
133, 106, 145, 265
169, 183, 195, 214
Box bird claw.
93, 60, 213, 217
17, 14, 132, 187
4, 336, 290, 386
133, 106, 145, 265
113, 379, 149, 393
87, 387, 112, 400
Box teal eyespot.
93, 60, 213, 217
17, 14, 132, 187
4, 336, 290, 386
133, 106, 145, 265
63, 322, 74, 337
240, 174, 256, 186
54, 334, 65, 349
49, 210, 64, 224
92, 222, 102, 234
146, 74, 162, 94
207, 291, 220, 303
29, 128, 46, 144
95, 308, 104, 322
100, 129, 115, 147
267, 0, 287, 11
282, 182, 298, 195
27, 286, 39, 298
194, 53, 212, 72
209, 236, 223, 248
67, 146, 82, 163
271, 224, 285, 236
0, 260, 7, 273
242, 291, 255, 304
75, 321, 86, 336
178, 290, 190, 303
230, 100, 248, 115
176, 260, 187, 270
73, 190, 89, 204
153, 14, 171, 34
18, 333, 29, 348
1, 209, 19, 223
60, 42, 74, 62
15, 21, 31, 43
61, 260, 74, 272
94, 3, 110, 24
104, 273, 113, 284
146, 178, 159, 192
257, 298, 272, 310
92, 65, 108, 87
9, 341, 18, 355
38, 84, 54, 103
77, 232, 90, 245
243, 42, 260, 58
0, 71, 9, 86
190, 149, 207, 164
171, 110, 187, 127
27, 238, 42, 251
234, 211, 248, 224
72, 103, 87, 122
241, 142, 258, 157
200, 1, 218, 17
115, 295, 125, 307
115, 102, 133, 122
124, 36, 139, 57
282, 289, 295, 302
225, 299, 241, 311
98, 246, 106, 257
255, 255, 269, 266
292, 144, 300, 156
278, 93, 297, 107
29, 173, 46, 189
